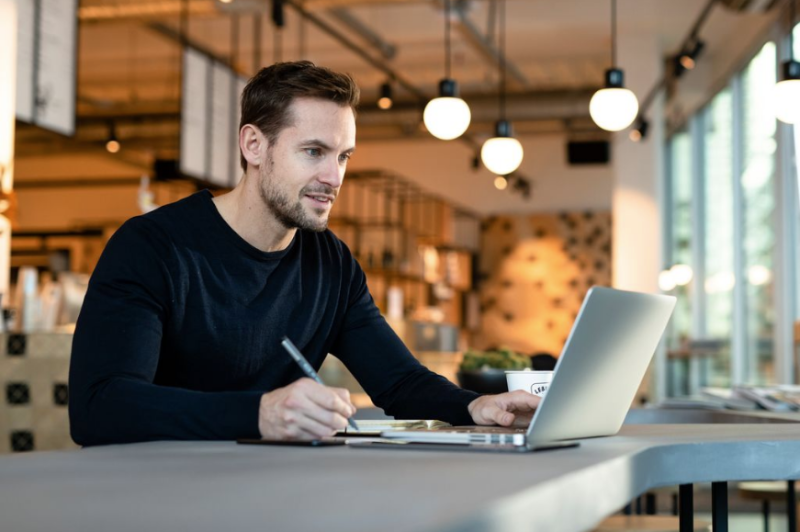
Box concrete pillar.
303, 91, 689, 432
612, 24, 666, 401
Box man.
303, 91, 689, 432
69, 61, 539, 445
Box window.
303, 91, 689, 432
794, 23, 800, 333
703, 88, 735, 387
666, 130, 693, 349
661, 25, 800, 397
740, 42, 777, 384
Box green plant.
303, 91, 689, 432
460, 348, 531, 371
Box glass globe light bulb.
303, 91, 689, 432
481, 136, 523, 176
590, 87, 639, 132
775, 78, 800, 124
423, 96, 471, 140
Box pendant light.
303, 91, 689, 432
480, 0, 523, 176
423, 0, 471, 140
105, 122, 121, 154
378, 81, 393, 110
590, 0, 639, 132
776, 0, 800, 124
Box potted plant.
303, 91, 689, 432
457, 348, 531, 394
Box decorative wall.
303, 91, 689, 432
477, 211, 612, 356
0, 332, 76, 453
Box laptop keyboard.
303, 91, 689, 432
446, 426, 527, 434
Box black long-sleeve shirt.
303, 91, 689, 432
68, 190, 478, 446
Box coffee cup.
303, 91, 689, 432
505, 370, 553, 397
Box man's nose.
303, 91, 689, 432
318, 157, 344, 188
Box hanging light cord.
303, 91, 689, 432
790, 0, 796, 61
445, 0, 451, 79
611, 0, 617, 67
274, 28, 282, 63
499, 0, 506, 120
230, 14, 239, 71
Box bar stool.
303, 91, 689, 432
738, 480, 797, 532
592, 515, 710, 531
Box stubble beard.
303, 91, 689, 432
258, 149, 334, 233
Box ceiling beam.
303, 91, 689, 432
327, 8, 397, 60
447, 0, 529, 89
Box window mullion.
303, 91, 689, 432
730, 74, 748, 386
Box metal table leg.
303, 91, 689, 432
679, 484, 693, 532
645, 492, 656, 515
712, 481, 728, 532
788, 480, 796, 532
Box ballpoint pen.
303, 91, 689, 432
280, 337, 360, 431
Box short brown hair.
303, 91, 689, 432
238, 61, 360, 170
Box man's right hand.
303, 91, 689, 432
258, 378, 356, 440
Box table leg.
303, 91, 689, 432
788, 480, 796, 532
762, 500, 769, 532
679, 484, 693, 532
645, 492, 656, 515
712, 481, 728, 532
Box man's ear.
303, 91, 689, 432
240, 124, 266, 169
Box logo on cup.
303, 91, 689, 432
530, 382, 549, 396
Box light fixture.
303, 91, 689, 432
494, 176, 508, 190
480, 0, 524, 176
670, 263, 693, 286
106, 122, 121, 154
705, 271, 735, 294
377, 82, 393, 110
629, 117, 649, 142
775, 0, 800, 124
677, 39, 705, 73
511, 177, 531, 199
423, 0, 471, 140
658, 270, 676, 292
747, 265, 772, 286
590, 0, 639, 132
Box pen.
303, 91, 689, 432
280, 337, 360, 432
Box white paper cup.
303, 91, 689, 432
505, 370, 553, 397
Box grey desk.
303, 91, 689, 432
2, 423, 800, 532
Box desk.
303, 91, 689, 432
2, 424, 800, 532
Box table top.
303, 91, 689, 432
3, 423, 800, 532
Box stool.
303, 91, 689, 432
592, 515, 711, 531
738, 480, 797, 532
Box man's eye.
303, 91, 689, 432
305, 148, 322, 157
339, 153, 351, 162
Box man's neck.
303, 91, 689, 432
211, 174, 296, 253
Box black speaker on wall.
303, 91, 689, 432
567, 141, 610, 165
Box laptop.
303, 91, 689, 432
374, 287, 676, 452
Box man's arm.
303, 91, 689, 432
69, 218, 264, 446
329, 246, 478, 425
331, 246, 544, 427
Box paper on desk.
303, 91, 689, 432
337, 419, 450, 436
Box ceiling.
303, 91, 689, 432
14, 0, 785, 201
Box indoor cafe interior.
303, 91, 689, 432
1, 0, 800, 531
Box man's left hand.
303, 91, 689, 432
467, 391, 541, 427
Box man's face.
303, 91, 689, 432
258, 97, 356, 232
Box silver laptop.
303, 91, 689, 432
378, 287, 676, 451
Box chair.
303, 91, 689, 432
592, 515, 710, 531
738, 480, 797, 532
